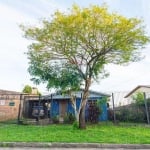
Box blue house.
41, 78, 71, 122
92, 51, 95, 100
44, 89, 110, 123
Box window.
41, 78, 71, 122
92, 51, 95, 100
0, 100, 5, 105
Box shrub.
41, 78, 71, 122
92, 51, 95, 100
87, 101, 101, 123
64, 113, 76, 124
52, 115, 59, 124
115, 105, 147, 123
108, 109, 114, 121
72, 121, 79, 129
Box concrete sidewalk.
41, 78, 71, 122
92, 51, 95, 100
0, 142, 150, 149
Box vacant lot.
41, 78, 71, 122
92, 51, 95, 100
0, 122, 149, 144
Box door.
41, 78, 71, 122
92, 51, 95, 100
59, 100, 67, 121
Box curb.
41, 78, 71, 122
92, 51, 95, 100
0, 142, 150, 149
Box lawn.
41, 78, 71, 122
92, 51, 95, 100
0, 122, 150, 144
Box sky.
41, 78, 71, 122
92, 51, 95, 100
0, 0, 150, 94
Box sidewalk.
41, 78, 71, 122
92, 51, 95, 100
0, 142, 150, 149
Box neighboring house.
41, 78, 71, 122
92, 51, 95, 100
124, 85, 150, 99
0, 88, 39, 122
23, 89, 110, 123
107, 86, 150, 108
0, 89, 21, 121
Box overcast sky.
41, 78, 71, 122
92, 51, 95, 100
0, 0, 150, 93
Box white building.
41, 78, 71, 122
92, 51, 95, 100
108, 85, 150, 108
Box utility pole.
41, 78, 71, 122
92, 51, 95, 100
143, 92, 150, 124
112, 93, 116, 123
17, 94, 23, 124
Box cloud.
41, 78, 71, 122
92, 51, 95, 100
0, 0, 150, 93
0, 3, 37, 91
0, 1, 65, 92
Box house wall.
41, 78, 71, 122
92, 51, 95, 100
51, 100, 59, 116
51, 97, 108, 121
0, 96, 20, 121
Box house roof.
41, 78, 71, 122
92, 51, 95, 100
124, 85, 150, 98
80, 89, 110, 97
0, 89, 21, 95
45, 89, 110, 100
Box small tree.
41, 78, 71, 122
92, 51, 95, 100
22, 85, 32, 94
132, 92, 145, 105
29, 62, 82, 122
132, 92, 150, 106
87, 101, 101, 123
21, 4, 149, 129
22, 85, 41, 95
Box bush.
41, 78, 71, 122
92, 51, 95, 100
87, 102, 101, 123
116, 108, 130, 122
108, 109, 114, 121
115, 105, 146, 123
72, 121, 79, 129
64, 113, 76, 124
52, 115, 59, 124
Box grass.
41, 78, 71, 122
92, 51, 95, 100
0, 122, 150, 144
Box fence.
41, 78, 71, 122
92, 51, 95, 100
108, 92, 150, 124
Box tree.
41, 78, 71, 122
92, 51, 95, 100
132, 92, 145, 105
22, 85, 32, 94
132, 92, 150, 105
29, 62, 83, 122
22, 85, 41, 95
21, 4, 149, 129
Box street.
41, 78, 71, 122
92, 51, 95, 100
1, 148, 104, 150
0, 148, 146, 150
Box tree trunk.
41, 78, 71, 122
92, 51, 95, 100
79, 78, 91, 129
70, 96, 80, 122
75, 110, 79, 122
79, 106, 86, 129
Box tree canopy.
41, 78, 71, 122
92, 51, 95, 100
22, 85, 32, 94
21, 4, 149, 128
22, 85, 41, 95
132, 92, 150, 105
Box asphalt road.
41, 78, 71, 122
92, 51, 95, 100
0, 148, 147, 150
0, 149, 124, 150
